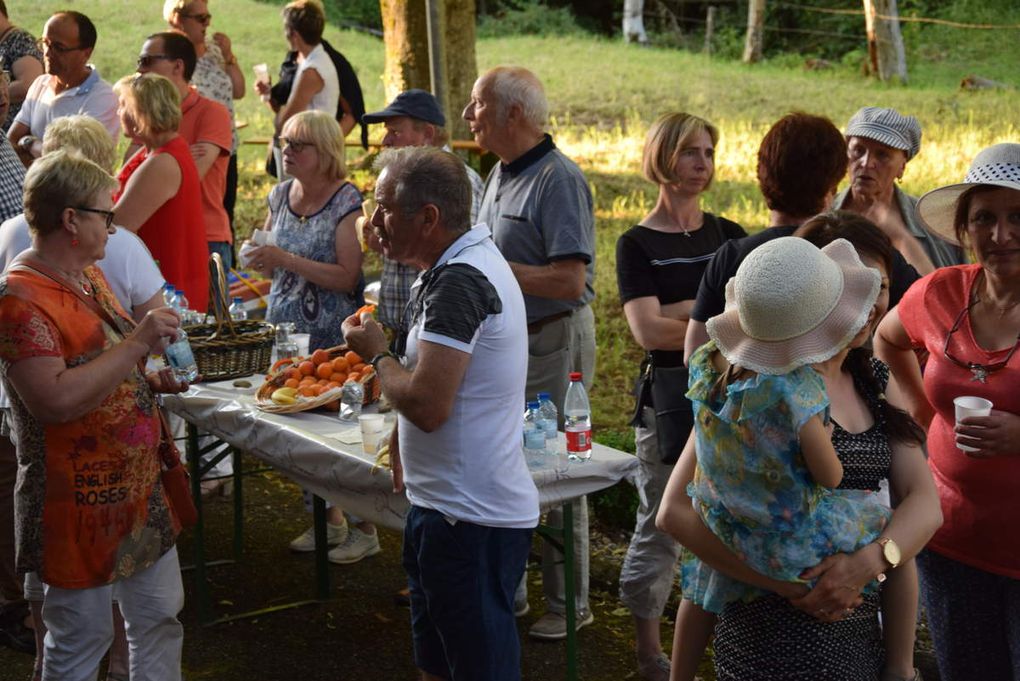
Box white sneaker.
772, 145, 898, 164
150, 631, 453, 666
327, 527, 381, 564
288, 520, 348, 552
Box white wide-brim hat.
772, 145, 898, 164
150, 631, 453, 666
707, 237, 881, 375
916, 142, 1020, 245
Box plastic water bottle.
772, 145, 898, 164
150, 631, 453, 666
537, 391, 558, 444
173, 289, 194, 325
162, 282, 176, 307
564, 372, 592, 461
523, 401, 546, 467
165, 328, 199, 382
229, 297, 248, 321
339, 379, 364, 422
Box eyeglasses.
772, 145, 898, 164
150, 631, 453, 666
179, 12, 212, 24
36, 37, 84, 54
280, 137, 314, 153
136, 54, 174, 69
943, 297, 1020, 383
72, 206, 116, 230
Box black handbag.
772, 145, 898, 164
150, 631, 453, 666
648, 361, 695, 466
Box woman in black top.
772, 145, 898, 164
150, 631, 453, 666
615, 111, 745, 681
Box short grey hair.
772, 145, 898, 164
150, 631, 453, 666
374, 147, 471, 235
24, 150, 118, 238
483, 66, 548, 130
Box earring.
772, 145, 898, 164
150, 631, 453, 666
71, 237, 79, 247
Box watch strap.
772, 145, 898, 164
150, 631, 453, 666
369, 350, 399, 369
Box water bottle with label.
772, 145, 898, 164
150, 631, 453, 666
229, 297, 248, 321
165, 328, 199, 382
523, 401, 547, 468
537, 391, 558, 446
173, 289, 195, 325
564, 372, 592, 461
273, 322, 298, 364
338, 379, 364, 422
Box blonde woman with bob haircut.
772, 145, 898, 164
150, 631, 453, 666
245, 110, 374, 563
42, 114, 118, 173
0, 150, 190, 681
112, 73, 209, 311
614, 111, 745, 681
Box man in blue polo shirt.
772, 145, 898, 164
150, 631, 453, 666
343, 146, 538, 681
464, 65, 596, 641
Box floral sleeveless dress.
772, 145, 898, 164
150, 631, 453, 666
265, 180, 364, 350
681, 341, 890, 614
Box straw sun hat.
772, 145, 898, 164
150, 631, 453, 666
917, 142, 1020, 245
707, 237, 881, 375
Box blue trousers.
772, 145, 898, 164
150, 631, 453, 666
403, 505, 532, 681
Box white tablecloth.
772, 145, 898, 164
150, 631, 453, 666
162, 377, 638, 531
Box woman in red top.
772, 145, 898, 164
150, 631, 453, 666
112, 73, 209, 312
0, 150, 189, 679
876, 143, 1020, 681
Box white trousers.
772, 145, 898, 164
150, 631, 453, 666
41, 546, 184, 681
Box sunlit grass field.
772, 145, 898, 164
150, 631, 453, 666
15, 1, 1020, 449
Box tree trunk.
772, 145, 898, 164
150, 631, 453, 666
863, 0, 908, 84
379, 0, 477, 141
742, 0, 765, 64
623, 0, 648, 44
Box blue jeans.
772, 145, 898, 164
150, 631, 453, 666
403, 506, 532, 681
918, 548, 1020, 681
207, 241, 233, 272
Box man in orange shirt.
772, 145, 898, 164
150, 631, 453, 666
129, 31, 233, 267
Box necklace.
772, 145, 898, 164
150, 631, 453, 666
977, 294, 1020, 319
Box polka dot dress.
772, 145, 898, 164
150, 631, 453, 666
712, 359, 891, 681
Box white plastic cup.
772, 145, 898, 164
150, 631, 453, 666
253, 63, 270, 85
291, 333, 310, 358
358, 414, 386, 456
953, 396, 993, 452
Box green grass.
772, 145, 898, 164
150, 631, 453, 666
14, 0, 1020, 452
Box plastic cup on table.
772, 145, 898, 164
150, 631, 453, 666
291, 333, 310, 358
953, 396, 992, 452
358, 414, 387, 456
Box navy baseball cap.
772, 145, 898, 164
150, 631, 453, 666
362, 89, 446, 127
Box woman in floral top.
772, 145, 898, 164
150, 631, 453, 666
0, 151, 190, 678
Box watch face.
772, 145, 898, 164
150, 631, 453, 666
883, 539, 902, 568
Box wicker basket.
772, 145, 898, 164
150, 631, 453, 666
185, 254, 275, 381
255, 344, 381, 413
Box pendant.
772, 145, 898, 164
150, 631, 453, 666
970, 366, 988, 383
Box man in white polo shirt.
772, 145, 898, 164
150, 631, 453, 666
343, 146, 538, 681
7, 11, 118, 165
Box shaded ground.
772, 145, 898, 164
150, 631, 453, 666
0, 471, 665, 681
0, 470, 941, 680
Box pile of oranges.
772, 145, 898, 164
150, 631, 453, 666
276, 347, 373, 399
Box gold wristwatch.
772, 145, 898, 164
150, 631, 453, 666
874, 537, 901, 583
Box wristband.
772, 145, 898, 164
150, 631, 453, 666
369, 350, 399, 370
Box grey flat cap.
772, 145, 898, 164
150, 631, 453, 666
845, 107, 922, 160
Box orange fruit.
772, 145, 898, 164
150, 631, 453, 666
323, 399, 340, 411
344, 350, 362, 365
298, 360, 315, 376
284, 378, 300, 389
331, 357, 349, 373
285, 367, 302, 381
352, 362, 367, 374
311, 348, 331, 366
346, 371, 360, 382
312, 385, 327, 396
315, 363, 333, 380
299, 376, 316, 387
330, 372, 347, 383
325, 381, 340, 390
298, 385, 316, 397
360, 366, 374, 378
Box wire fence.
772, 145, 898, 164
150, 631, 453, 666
644, 1, 1020, 39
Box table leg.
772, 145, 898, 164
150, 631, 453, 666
232, 448, 243, 560
562, 500, 576, 681
312, 495, 330, 601
187, 422, 213, 624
